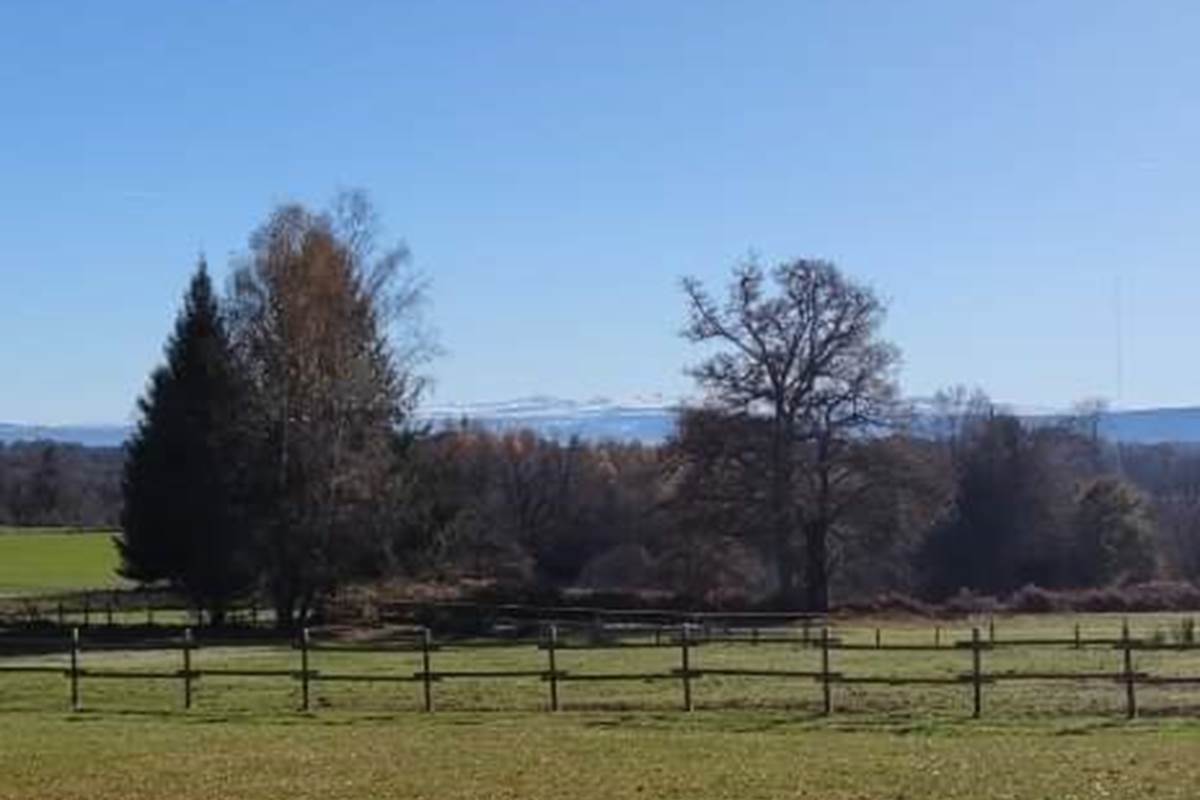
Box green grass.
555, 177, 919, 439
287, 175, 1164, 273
4, 613, 1200, 797
0, 711, 1197, 798
0, 527, 125, 596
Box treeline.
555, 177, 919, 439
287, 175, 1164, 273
0, 442, 121, 527
9, 411, 1200, 610
17, 191, 1200, 622
397, 406, 1200, 609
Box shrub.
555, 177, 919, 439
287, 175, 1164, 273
942, 588, 999, 616
1074, 587, 1129, 613
1005, 584, 1065, 614
1125, 581, 1200, 612
835, 592, 935, 617
997, 581, 1200, 614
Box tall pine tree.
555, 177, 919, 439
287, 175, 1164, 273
119, 261, 253, 624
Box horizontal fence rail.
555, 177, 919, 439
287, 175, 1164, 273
0, 592, 271, 630
1, 593, 833, 633
4, 618, 1200, 719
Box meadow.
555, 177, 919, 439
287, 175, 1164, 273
3, 615, 1200, 800
2, 709, 1199, 800
5, 614, 1200, 717
2, 626, 1200, 799
3, 527, 1200, 797
0, 527, 124, 596
1, 615, 1199, 798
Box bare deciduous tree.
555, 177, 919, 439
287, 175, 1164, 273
681, 258, 899, 610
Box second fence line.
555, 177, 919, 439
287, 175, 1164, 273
0, 621, 1189, 718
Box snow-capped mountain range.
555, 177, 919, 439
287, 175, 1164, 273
418, 394, 681, 443
7, 396, 1200, 447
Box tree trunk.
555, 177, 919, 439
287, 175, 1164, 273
774, 544, 801, 609
804, 521, 829, 613
273, 587, 297, 631
298, 589, 316, 629
769, 416, 802, 608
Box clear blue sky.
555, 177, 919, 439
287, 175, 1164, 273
2, 1, 1198, 424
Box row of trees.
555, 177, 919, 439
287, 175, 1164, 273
339, 404, 1166, 608
0, 442, 120, 527
399, 407, 1164, 605
114, 195, 1198, 622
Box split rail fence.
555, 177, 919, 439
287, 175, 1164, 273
2, 620, 1198, 718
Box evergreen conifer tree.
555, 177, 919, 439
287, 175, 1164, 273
118, 261, 253, 624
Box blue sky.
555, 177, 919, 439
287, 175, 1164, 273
2, 1, 1198, 424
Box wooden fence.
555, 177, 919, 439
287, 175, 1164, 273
0, 590, 267, 629
2, 620, 1199, 718
0, 592, 830, 630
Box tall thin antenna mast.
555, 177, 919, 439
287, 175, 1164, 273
1113, 276, 1125, 474
1114, 276, 1125, 411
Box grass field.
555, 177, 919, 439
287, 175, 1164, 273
3, 535, 1200, 799
3, 616, 1200, 796
0, 527, 124, 596
0, 708, 1198, 798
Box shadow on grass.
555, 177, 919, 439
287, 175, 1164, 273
19, 703, 1200, 743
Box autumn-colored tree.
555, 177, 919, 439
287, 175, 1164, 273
228, 192, 430, 627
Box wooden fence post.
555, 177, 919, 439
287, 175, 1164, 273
971, 627, 982, 719
1122, 620, 1136, 719
988, 617, 995, 645
680, 623, 693, 712
875, 628, 881, 649
820, 626, 832, 716
934, 626, 941, 648
182, 627, 194, 710
547, 624, 560, 712
421, 627, 434, 713
69, 627, 80, 712
1074, 622, 1081, 650
300, 627, 311, 712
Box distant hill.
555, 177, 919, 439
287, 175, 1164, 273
0, 423, 130, 449
423, 397, 1200, 446
8, 398, 1200, 447
1095, 407, 1200, 445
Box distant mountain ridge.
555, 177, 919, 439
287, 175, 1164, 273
8, 397, 1200, 447
1094, 407, 1200, 446
420, 395, 680, 443
0, 422, 130, 449
421, 397, 1200, 445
